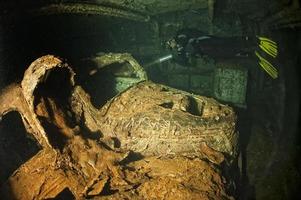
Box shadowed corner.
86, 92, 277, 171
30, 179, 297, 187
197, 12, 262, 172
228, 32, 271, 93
0, 111, 41, 199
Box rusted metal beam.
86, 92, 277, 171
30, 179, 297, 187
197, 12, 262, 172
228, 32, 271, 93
29, 2, 150, 22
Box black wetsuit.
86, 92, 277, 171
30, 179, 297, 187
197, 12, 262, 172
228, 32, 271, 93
174, 28, 253, 64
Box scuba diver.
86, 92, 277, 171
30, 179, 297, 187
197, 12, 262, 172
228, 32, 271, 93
166, 28, 253, 64
166, 28, 278, 79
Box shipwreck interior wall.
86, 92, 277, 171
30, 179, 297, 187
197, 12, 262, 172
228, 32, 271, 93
0, 0, 300, 199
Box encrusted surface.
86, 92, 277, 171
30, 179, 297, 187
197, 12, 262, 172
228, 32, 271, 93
31, 2, 150, 22
0, 55, 237, 199
72, 80, 237, 158
90, 53, 148, 81
28, 0, 209, 17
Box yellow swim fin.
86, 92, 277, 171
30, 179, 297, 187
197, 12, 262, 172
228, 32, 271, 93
255, 51, 278, 79
257, 36, 278, 58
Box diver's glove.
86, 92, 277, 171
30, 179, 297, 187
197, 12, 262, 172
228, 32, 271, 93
255, 36, 278, 79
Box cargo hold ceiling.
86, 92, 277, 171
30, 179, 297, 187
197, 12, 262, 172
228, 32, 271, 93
0, 0, 210, 22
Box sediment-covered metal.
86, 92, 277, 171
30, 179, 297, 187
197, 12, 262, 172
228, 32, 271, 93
25, 0, 209, 19
73, 81, 237, 158
30, 2, 150, 22
90, 53, 148, 81
0, 55, 238, 199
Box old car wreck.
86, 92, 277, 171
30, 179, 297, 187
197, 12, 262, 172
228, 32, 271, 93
0, 0, 300, 200
0, 54, 237, 199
